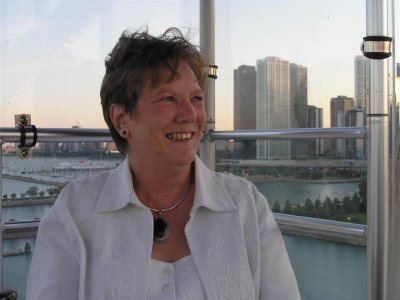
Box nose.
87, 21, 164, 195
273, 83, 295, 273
176, 98, 197, 123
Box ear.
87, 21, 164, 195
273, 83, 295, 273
109, 104, 129, 137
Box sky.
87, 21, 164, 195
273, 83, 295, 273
0, 0, 399, 130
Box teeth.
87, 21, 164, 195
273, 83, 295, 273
166, 133, 192, 141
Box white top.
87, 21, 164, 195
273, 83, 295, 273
147, 255, 206, 300
27, 157, 300, 300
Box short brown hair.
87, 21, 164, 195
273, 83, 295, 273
100, 27, 208, 155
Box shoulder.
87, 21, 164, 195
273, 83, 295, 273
49, 169, 114, 221
214, 171, 267, 203
210, 171, 271, 222
60, 170, 111, 200
213, 171, 255, 195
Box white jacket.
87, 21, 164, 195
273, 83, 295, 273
27, 157, 301, 300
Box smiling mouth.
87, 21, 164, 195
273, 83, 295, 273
166, 132, 193, 141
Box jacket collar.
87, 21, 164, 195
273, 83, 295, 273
191, 156, 237, 215
95, 156, 237, 214
95, 158, 144, 213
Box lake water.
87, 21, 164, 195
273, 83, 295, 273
3, 179, 364, 300
1, 157, 365, 299
4, 179, 360, 222
255, 180, 360, 206
1, 178, 56, 197
4, 235, 366, 300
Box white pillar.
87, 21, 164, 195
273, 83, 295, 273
366, 0, 390, 299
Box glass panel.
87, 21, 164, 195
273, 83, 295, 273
214, 4, 369, 297
216, 140, 367, 224
1, 1, 200, 298
0, 0, 200, 128
284, 235, 366, 300
215, 0, 365, 131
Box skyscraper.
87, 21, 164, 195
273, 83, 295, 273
330, 96, 354, 128
290, 63, 308, 158
307, 105, 323, 156
256, 57, 291, 160
290, 63, 308, 129
337, 108, 366, 158
234, 65, 256, 130
354, 55, 368, 109
328, 95, 354, 156
233, 65, 257, 159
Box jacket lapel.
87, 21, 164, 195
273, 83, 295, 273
186, 158, 256, 299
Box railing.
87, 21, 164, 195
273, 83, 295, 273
0, 125, 369, 295
1, 125, 368, 228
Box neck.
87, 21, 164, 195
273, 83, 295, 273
129, 159, 194, 209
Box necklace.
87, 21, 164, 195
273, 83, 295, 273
147, 173, 193, 242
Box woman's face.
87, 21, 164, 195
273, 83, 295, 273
125, 61, 206, 169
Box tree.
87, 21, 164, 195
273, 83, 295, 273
26, 186, 39, 197
322, 197, 334, 218
47, 187, 62, 196
333, 197, 341, 216
343, 196, 355, 214
314, 199, 322, 209
352, 193, 361, 210
314, 198, 322, 217
358, 174, 367, 213
39, 191, 45, 197
293, 205, 305, 216
283, 199, 293, 214
272, 201, 281, 213
304, 198, 314, 212
10, 193, 17, 199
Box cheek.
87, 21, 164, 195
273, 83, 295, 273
197, 108, 206, 126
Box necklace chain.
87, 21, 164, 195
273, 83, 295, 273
146, 173, 193, 215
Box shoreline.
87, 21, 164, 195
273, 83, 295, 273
248, 175, 361, 184
2, 174, 66, 187
3, 222, 366, 246
3, 196, 56, 207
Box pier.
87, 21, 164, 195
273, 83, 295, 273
3, 242, 32, 257
2, 174, 66, 188
2, 196, 56, 207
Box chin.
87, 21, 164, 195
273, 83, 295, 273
169, 153, 196, 166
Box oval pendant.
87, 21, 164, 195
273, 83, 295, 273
153, 217, 170, 242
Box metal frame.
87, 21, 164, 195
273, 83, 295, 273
0, 141, 3, 292
0, 126, 367, 142
0, 126, 373, 294
0, 127, 369, 292
199, 0, 216, 170
0, 0, 396, 298
365, 0, 391, 299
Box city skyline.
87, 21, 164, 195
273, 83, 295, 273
1, 0, 399, 130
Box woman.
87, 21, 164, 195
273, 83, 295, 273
27, 28, 300, 299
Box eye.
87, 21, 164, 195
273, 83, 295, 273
158, 96, 175, 103
191, 96, 204, 102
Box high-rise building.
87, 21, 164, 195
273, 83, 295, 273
325, 96, 354, 156
256, 57, 291, 160
233, 65, 257, 159
290, 63, 308, 158
290, 63, 308, 129
330, 96, 354, 128
337, 108, 366, 158
234, 65, 256, 130
307, 105, 323, 155
354, 55, 368, 109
